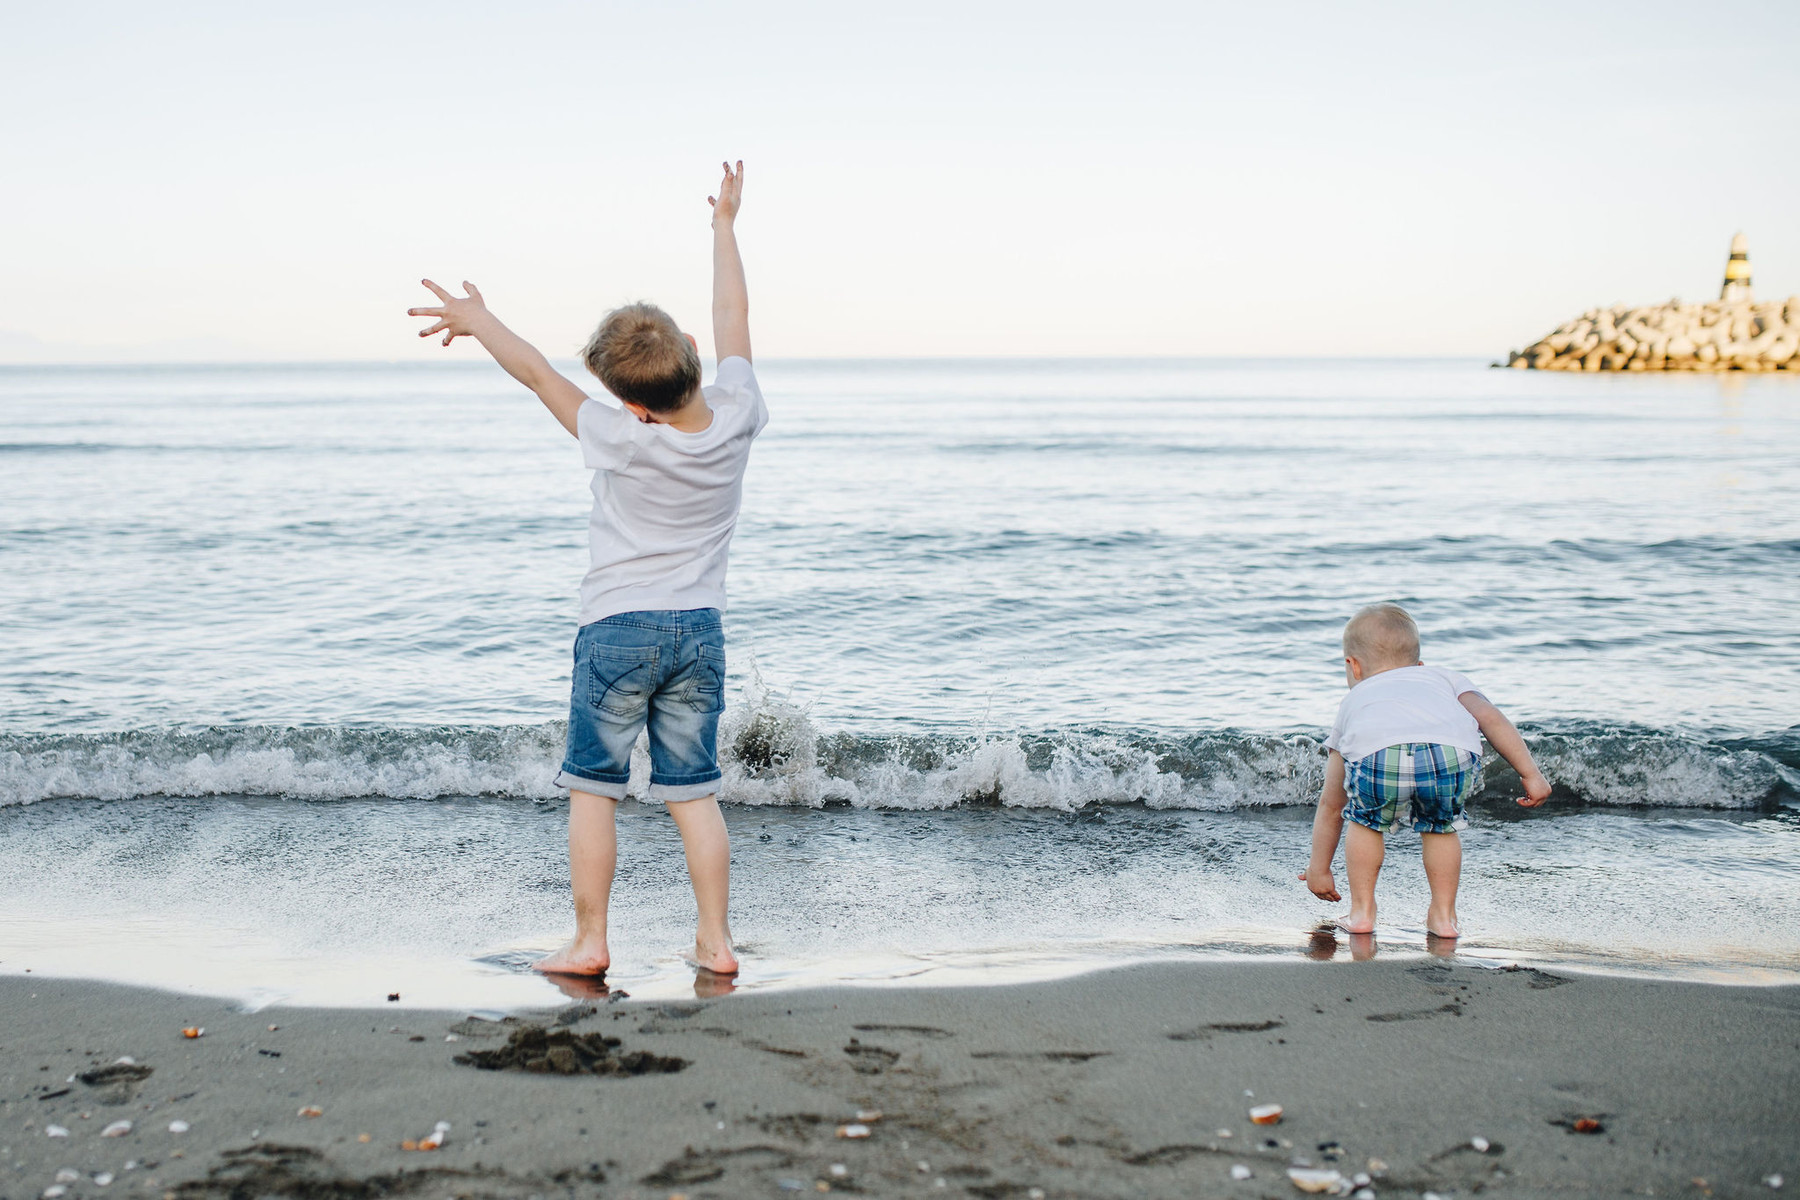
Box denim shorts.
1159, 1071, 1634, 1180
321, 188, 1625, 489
555, 609, 726, 803
1344, 743, 1479, 835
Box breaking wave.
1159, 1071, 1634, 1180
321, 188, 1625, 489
3, 675, 1793, 814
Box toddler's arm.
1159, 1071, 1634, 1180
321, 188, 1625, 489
708, 161, 751, 364
408, 280, 587, 438
1459, 693, 1551, 806
1300, 749, 1348, 901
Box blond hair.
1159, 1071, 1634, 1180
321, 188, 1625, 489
581, 303, 701, 413
1343, 603, 1420, 669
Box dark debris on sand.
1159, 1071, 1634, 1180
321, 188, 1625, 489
453, 1024, 687, 1076
171, 1142, 605, 1200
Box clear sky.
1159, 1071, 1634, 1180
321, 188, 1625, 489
4, 1, 1797, 362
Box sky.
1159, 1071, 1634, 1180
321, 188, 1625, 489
3, 1, 1798, 362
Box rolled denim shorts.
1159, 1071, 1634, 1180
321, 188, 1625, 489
555, 609, 726, 803
1344, 742, 1479, 835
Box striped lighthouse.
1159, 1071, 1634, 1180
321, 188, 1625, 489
1720, 232, 1753, 302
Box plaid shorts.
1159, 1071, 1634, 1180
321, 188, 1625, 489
1344, 743, 1480, 834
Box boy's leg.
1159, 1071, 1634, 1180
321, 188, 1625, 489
542, 617, 655, 976
645, 611, 736, 974
1420, 831, 1462, 938
664, 795, 738, 974
537, 790, 618, 974
1342, 822, 1384, 933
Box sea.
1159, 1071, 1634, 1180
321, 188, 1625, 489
2, 358, 1797, 1007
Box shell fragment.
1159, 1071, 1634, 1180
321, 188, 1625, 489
1231, 1164, 1254, 1181
100, 1121, 132, 1138
1249, 1103, 1284, 1125
1287, 1167, 1344, 1193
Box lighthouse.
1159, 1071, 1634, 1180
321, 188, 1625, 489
1720, 232, 1753, 302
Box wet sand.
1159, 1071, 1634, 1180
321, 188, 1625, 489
2, 958, 1795, 1199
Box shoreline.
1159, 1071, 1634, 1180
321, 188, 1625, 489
3, 960, 1794, 1199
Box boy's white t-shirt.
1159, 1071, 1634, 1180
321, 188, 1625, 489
1325, 665, 1486, 764
574, 356, 767, 625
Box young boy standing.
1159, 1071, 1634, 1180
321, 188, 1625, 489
1301, 603, 1551, 939
408, 162, 759, 976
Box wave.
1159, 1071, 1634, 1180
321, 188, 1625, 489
3, 684, 1794, 814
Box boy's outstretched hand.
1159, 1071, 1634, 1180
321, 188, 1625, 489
708, 160, 743, 225
409, 279, 491, 347
1300, 866, 1341, 902
1517, 771, 1552, 808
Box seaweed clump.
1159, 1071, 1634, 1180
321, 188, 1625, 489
453, 1024, 687, 1076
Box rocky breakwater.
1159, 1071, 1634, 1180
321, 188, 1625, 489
1505, 296, 1800, 372
1504, 233, 1799, 372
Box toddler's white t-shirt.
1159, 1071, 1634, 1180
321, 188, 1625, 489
1325, 665, 1486, 764
574, 356, 767, 625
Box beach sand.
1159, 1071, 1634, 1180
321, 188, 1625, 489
3, 957, 1794, 1200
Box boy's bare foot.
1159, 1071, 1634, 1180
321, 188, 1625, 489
1337, 909, 1377, 934
691, 936, 739, 976
1426, 914, 1461, 939
534, 937, 610, 977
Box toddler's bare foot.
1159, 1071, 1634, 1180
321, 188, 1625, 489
692, 935, 739, 976
534, 936, 610, 976
1337, 909, 1376, 934
1426, 913, 1461, 939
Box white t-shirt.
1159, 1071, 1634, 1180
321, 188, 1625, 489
575, 356, 767, 624
1325, 665, 1486, 764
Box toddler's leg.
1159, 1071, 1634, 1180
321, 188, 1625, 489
536, 790, 617, 975
666, 795, 739, 975
1342, 822, 1385, 933
1420, 831, 1462, 938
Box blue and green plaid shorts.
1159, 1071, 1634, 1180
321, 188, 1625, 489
1344, 743, 1480, 834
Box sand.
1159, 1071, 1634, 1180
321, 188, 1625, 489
2, 957, 1795, 1199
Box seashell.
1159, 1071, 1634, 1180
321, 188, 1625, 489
43, 1187, 68, 1199
854, 1109, 883, 1122
1571, 1118, 1602, 1134
168, 1120, 190, 1133
1231, 1164, 1253, 1181
400, 1140, 419, 1151
1764, 1176, 1782, 1190
1249, 1103, 1284, 1125
100, 1120, 132, 1138
1471, 1136, 1490, 1152
45, 1125, 70, 1138
181, 1027, 203, 1039
93, 1173, 115, 1187
1354, 1190, 1375, 1200
835, 1123, 871, 1139
298, 1106, 322, 1118
1352, 1174, 1371, 1187
1287, 1167, 1343, 1193
55, 1170, 81, 1183
829, 1164, 848, 1178
417, 1121, 450, 1150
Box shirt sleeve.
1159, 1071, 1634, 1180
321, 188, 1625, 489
711, 356, 769, 438
1437, 667, 1485, 702
1323, 694, 1349, 754
577, 398, 638, 471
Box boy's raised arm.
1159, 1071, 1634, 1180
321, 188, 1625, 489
409, 279, 587, 438
708, 161, 751, 364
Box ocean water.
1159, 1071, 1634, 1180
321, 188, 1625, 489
2, 359, 1797, 1004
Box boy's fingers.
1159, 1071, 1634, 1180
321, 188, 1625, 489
421, 278, 452, 301
407, 307, 444, 317
463, 281, 482, 301
419, 320, 448, 336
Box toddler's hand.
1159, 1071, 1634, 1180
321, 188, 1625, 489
708, 160, 744, 224
1300, 866, 1341, 902
1517, 772, 1551, 808
408, 279, 490, 347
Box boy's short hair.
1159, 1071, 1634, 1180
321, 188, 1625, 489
581, 303, 701, 413
1343, 603, 1420, 668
